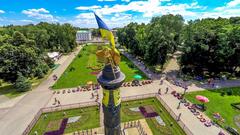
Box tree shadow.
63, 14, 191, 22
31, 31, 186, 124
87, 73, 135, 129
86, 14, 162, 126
0, 84, 25, 98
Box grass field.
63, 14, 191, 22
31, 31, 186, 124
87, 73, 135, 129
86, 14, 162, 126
29, 106, 99, 135
0, 84, 25, 98
185, 87, 240, 132
29, 98, 185, 135
52, 45, 147, 89
121, 98, 186, 135
0, 71, 52, 98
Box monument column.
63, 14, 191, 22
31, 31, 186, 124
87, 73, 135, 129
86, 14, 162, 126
97, 64, 125, 135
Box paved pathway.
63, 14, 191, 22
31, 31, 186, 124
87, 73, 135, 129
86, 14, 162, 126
1, 46, 238, 135
46, 80, 228, 135
0, 46, 83, 135
0, 95, 9, 104
121, 52, 161, 79
43, 50, 239, 135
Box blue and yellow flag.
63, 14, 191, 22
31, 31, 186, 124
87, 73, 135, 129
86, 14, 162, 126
94, 13, 116, 48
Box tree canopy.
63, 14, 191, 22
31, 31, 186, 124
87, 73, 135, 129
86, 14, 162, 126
0, 22, 77, 83
117, 15, 240, 77
180, 18, 240, 77
117, 14, 184, 66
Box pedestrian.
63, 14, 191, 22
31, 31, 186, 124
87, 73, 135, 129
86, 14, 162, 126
184, 86, 188, 94
177, 101, 181, 109
91, 93, 94, 98
177, 113, 182, 121
158, 88, 161, 95
212, 82, 215, 88
54, 97, 57, 103
160, 80, 163, 85
58, 100, 60, 105
165, 87, 169, 94
207, 78, 211, 85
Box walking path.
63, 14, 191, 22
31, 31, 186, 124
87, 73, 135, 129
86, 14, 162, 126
121, 51, 161, 79
0, 95, 9, 105
0, 46, 83, 135
40, 49, 239, 135
0, 46, 238, 135
122, 50, 240, 91
45, 80, 228, 135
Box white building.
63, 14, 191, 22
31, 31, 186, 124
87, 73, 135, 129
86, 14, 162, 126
76, 30, 92, 43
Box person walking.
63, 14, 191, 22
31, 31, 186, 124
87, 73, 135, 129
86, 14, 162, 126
58, 100, 61, 106
165, 87, 169, 94
160, 80, 163, 85
177, 101, 181, 109
158, 88, 161, 95
177, 113, 182, 121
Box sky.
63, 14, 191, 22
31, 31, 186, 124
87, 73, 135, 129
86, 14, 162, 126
0, 0, 240, 28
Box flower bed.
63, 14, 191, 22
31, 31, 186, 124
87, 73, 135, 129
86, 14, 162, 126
44, 118, 68, 135
139, 106, 158, 118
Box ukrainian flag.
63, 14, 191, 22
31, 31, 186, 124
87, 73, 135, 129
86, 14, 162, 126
94, 13, 116, 48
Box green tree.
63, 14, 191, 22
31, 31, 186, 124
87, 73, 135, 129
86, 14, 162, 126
11, 31, 27, 46
0, 44, 45, 82
180, 18, 240, 77
14, 72, 31, 92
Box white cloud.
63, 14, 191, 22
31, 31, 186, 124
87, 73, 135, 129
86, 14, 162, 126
111, 13, 132, 21
75, 5, 101, 10
20, 19, 35, 23
0, 10, 5, 14
227, 0, 240, 7
215, 0, 240, 11
72, 0, 240, 27
76, 13, 95, 19
23, 8, 49, 14
92, 0, 203, 18
22, 8, 57, 22
202, 0, 240, 19
73, 0, 206, 27
121, 0, 130, 2
98, 0, 116, 1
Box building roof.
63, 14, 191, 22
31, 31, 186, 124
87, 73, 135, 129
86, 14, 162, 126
47, 52, 60, 58
77, 30, 90, 33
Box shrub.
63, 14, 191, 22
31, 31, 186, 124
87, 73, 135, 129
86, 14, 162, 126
69, 67, 75, 71
45, 57, 55, 68
0, 79, 3, 86
238, 91, 240, 96
227, 89, 233, 95
36, 70, 44, 79
128, 63, 135, 68
14, 73, 31, 92
220, 91, 225, 96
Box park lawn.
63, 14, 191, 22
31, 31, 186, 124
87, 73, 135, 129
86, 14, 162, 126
52, 45, 147, 89
0, 70, 53, 98
121, 98, 186, 135
185, 87, 240, 132
0, 84, 25, 98
29, 106, 99, 135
